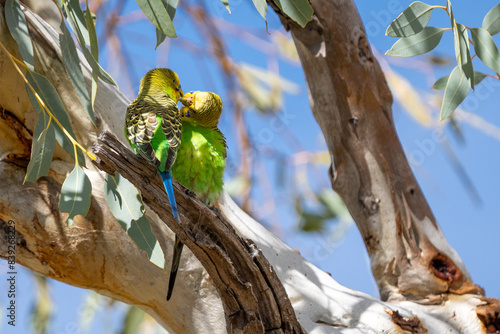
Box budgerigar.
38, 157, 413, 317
125, 68, 184, 294
167, 90, 226, 300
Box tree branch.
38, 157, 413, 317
92, 131, 304, 334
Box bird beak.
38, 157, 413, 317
180, 95, 193, 107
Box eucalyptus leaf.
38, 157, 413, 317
470, 27, 500, 74
220, 0, 230, 14
252, 0, 268, 31
136, 0, 176, 38
85, 4, 99, 112
272, 0, 313, 28
483, 3, 500, 36
432, 71, 487, 90
25, 70, 86, 165
386, 1, 433, 37
455, 23, 474, 89
155, 29, 167, 49
165, 0, 179, 19
60, 165, 92, 226
104, 172, 166, 268
155, 0, 179, 48
60, 0, 117, 87
60, 22, 94, 123
5, 0, 34, 69
24, 116, 55, 183
80, 45, 117, 86
155, 28, 167, 49
386, 27, 446, 57
440, 66, 470, 120
60, 0, 91, 46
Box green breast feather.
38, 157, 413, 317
171, 120, 226, 204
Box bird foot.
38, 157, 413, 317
185, 189, 196, 197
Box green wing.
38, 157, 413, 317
126, 95, 182, 172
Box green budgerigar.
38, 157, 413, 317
125, 68, 184, 284
167, 90, 227, 300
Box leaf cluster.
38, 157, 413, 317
386, 1, 500, 120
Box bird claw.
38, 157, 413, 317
185, 189, 195, 197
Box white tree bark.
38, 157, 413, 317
0, 2, 498, 334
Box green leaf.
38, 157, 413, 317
386, 1, 433, 37
155, 0, 179, 48
30, 276, 52, 334
5, 0, 34, 70
432, 71, 487, 90
60, 0, 117, 86
295, 197, 326, 233
26, 70, 86, 166
164, 0, 179, 19
104, 172, 166, 268
470, 27, 500, 74
155, 29, 167, 49
80, 44, 117, 86
220, 0, 230, 14
60, 0, 91, 46
252, 0, 268, 31
85, 2, 99, 115
24, 114, 55, 183
454, 23, 474, 89
60, 165, 92, 225
448, 3, 474, 88
272, 0, 313, 28
60, 22, 94, 123
317, 190, 349, 218
483, 3, 500, 36
121, 306, 146, 334
136, 0, 176, 38
440, 66, 470, 120
386, 27, 447, 57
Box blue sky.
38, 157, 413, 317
2, 0, 500, 333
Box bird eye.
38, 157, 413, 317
172, 79, 175, 82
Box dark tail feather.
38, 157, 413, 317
166, 236, 184, 301
159, 171, 180, 223
159, 171, 183, 300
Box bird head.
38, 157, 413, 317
180, 91, 223, 127
140, 68, 183, 101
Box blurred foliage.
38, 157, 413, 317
120, 306, 145, 334
30, 275, 52, 334
296, 190, 350, 233
237, 62, 300, 113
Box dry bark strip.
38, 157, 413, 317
92, 131, 305, 334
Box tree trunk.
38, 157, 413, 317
0, 1, 498, 334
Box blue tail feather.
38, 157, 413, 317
159, 171, 181, 224
159, 170, 184, 300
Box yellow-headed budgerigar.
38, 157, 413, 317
167, 90, 226, 300
125, 68, 184, 292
